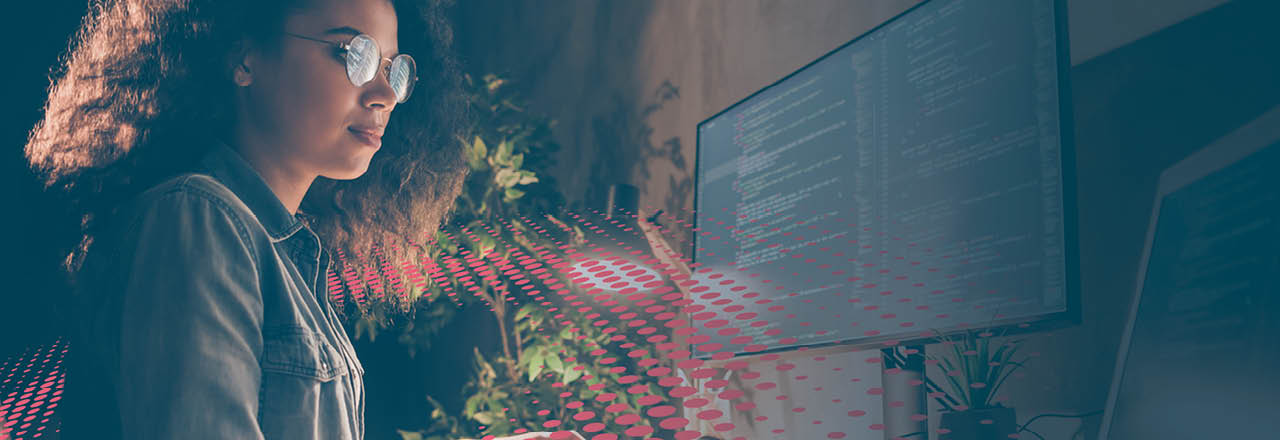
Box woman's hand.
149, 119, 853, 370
470, 431, 587, 440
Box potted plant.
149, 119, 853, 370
926, 327, 1029, 440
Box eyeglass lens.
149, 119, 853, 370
345, 34, 417, 103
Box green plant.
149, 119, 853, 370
396, 396, 467, 440
352, 70, 564, 355
454, 301, 674, 438
376, 73, 674, 439
926, 327, 1029, 412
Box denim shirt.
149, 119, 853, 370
63, 141, 365, 439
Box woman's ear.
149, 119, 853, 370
228, 38, 255, 87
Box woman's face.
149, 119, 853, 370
238, 0, 400, 181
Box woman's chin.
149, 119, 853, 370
323, 161, 373, 181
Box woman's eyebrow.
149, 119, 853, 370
323, 26, 364, 36
322, 25, 399, 55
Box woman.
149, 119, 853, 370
25, 0, 577, 439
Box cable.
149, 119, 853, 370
1017, 410, 1104, 437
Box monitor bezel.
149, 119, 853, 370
689, 0, 1081, 358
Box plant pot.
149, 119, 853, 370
938, 406, 1016, 440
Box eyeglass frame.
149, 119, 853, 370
282, 31, 418, 103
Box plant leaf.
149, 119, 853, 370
545, 352, 564, 374
514, 305, 532, 322
496, 139, 514, 165
985, 342, 1019, 398
464, 393, 483, 417
939, 357, 969, 407
504, 187, 526, 202
527, 355, 546, 382
485, 76, 505, 93
564, 366, 582, 384
989, 358, 1028, 401
397, 430, 425, 440
467, 136, 489, 171
473, 347, 496, 384
494, 168, 520, 188
517, 170, 539, 185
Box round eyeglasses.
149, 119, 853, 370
284, 31, 418, 103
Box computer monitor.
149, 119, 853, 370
692, 0, 1078, 357
1098, 105, 1280, 439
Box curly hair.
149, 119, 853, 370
24, 0, 470, 315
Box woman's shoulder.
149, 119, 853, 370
117, 172, 263, 240
134, 172, 244, 210
78, 172, 269, 296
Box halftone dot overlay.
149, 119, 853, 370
0, 339, 66, 439
5, 199, 1037, 439
321, 200, 1025, 439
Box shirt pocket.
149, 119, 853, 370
261, 325, 347, 381
257, 325, 351, 435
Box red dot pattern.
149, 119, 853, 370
0, 339, 67, 439
30, 199, 1032, 438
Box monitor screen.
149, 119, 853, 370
692, 0, 1076, 355
1102, 140, 1280, 439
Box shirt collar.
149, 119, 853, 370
197, 139, 306, 243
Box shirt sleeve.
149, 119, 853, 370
112, 187, 266, 439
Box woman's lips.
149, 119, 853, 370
348, 127, 381, 148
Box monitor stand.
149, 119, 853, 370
881, 345, 928, 439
